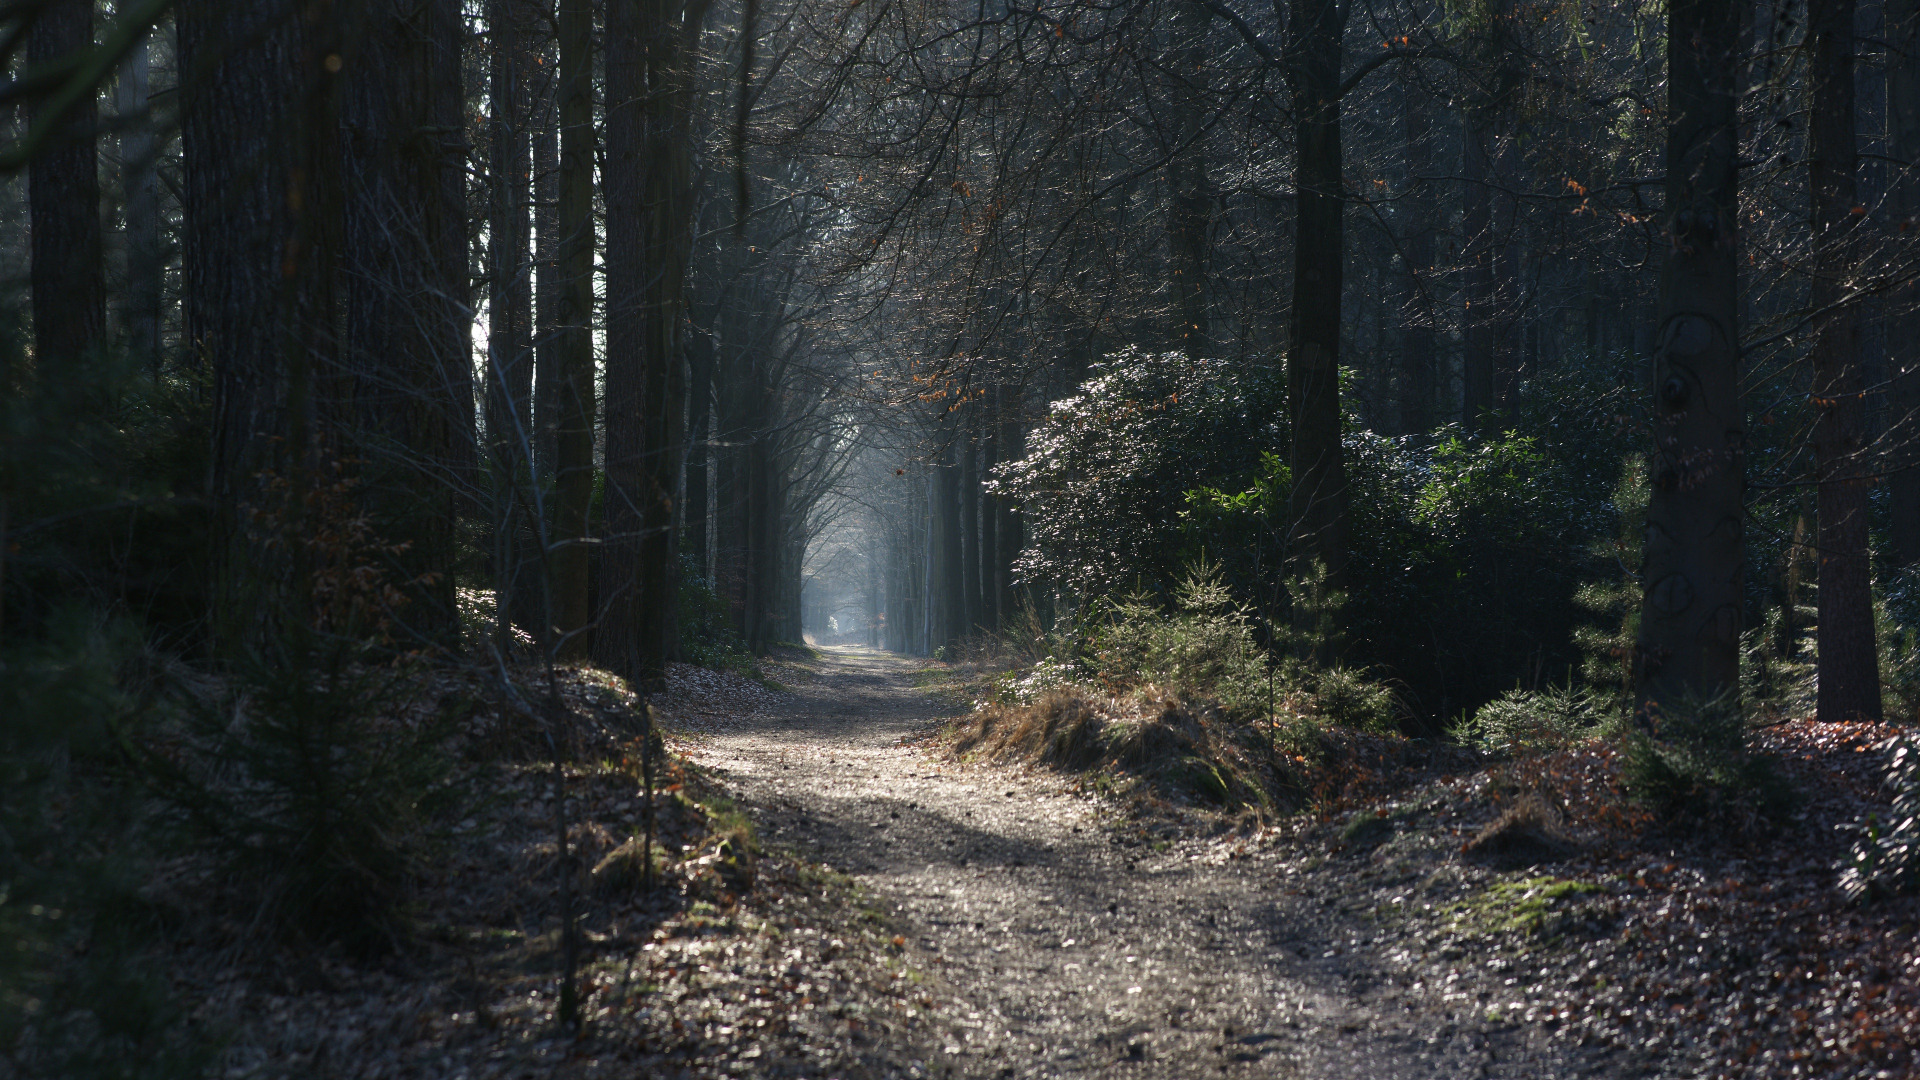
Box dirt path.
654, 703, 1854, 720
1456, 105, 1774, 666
682, 646, 1599, 1079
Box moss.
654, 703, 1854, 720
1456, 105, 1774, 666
1454, 875, 1599, 937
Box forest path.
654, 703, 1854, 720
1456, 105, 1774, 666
681, 646, 1591, 1080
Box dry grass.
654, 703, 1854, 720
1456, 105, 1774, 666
950, 687, 1284, 810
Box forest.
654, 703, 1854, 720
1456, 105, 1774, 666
9, 0, 1920, 1075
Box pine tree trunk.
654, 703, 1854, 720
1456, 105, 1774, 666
1634, 0, 1745, 716
1807, 0, 1883, 722
29, 0, 105, 366
337, 0, 469, 643
180, 0, 324, 633
1285, 0, 1350, 588
597, 0, 648, 681
1168, 0, 1210, 357
637, 0, 694, 680
552, 0, 597, 660
488, 0, 539, 650
686, 327, 715, 574
116, 34, 162, 374
1399, 75, 1436, 436
1460, 128, 1496, 433
1888, 0, 1920, 567
533, 78, 561, 487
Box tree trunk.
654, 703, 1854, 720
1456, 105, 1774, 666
533, 75, 561, 487
29, 0, 105, 367
488, 0, 539, 651
1889, 0, 1920, 567
337, 0, 469, 643
552, 0, 597, 660
686, 326, 715, 574
1807, 0, 1883, 722
597, 0, 648, 682
637, 0, 696, 679
179, 0, 328, 635
1634, 0, 1745, 717
1399, 74, 1436, 436
995, 388, 1025, 623
960, 425, 981, 636
1167, 0, 1210, 357
1460, 128, 1496, 433
1285, 0, 1350, 588
116, 33, 162, 374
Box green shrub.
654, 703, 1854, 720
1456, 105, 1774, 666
1090, 560, 1274, 714
1453, 685, 1610, 757
1621, 691, 1793, 824
0, 610, 207, 1079
678, 553, 750, 671
137, 630, 466, 952
1840, 736, 1920, 903
1308, 665, 1401, 733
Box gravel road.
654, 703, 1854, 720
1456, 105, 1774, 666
683, 645, 1604, 1080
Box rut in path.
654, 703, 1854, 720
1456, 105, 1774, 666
683, 646, 1593, 1080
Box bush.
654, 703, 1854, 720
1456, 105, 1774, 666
1453, 685, 1611, 757
679, 553, 750, 670
1089, 561, 1274, 714
1839, 736, 1920, 903
0, 610, 207, 1079
137, 633, 466, 952
1307, 665, 1401, 733
1621, 692, 1793, 825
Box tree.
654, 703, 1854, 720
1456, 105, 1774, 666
552, 0, 597, 660
178, 0, 333, 631
1805, 0, 1881, 722
1634, 0, 1744, 717
488, 0, 541, 649
28, 0, 105, 366
337, 0, 471, 643
1284, 0, 1351, 588
1892, 0, 1920, 569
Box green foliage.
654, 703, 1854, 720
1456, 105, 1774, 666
1, 320, 211, 650
1839, 736, 1920, 904
1621, 692, 1793, 824
1878, 565, 1920, 724
990, 348, 1286, 601
0, 609, 207, 1079
1571, 456, 1644, 702
1451, 684, 1610, 756
1089, 560, 1274, 714
137, 630, 466, 951
678, 553, 750, 671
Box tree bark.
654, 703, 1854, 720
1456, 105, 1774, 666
1807, 0, 1883, 722
1889, 0, 1920, 567
686, 326, 715, 575
116, 33, 162, 374
597, 0, 648, 681
1399, 74, 1436, 436
336, 0, 470, 643
1285, 0, 1350, 588
488, 0, 539, 650
533, 74, 561, 487
1167, 0, 1211, 357
29, 0, 105, 367
1460, 127, 1496, 433
552, 0, 597, 660
179, 0, 330, 635
637, 0, 697, 679
1634, 0, 1745, 717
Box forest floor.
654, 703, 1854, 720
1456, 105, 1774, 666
168, 646, 1920, 1079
